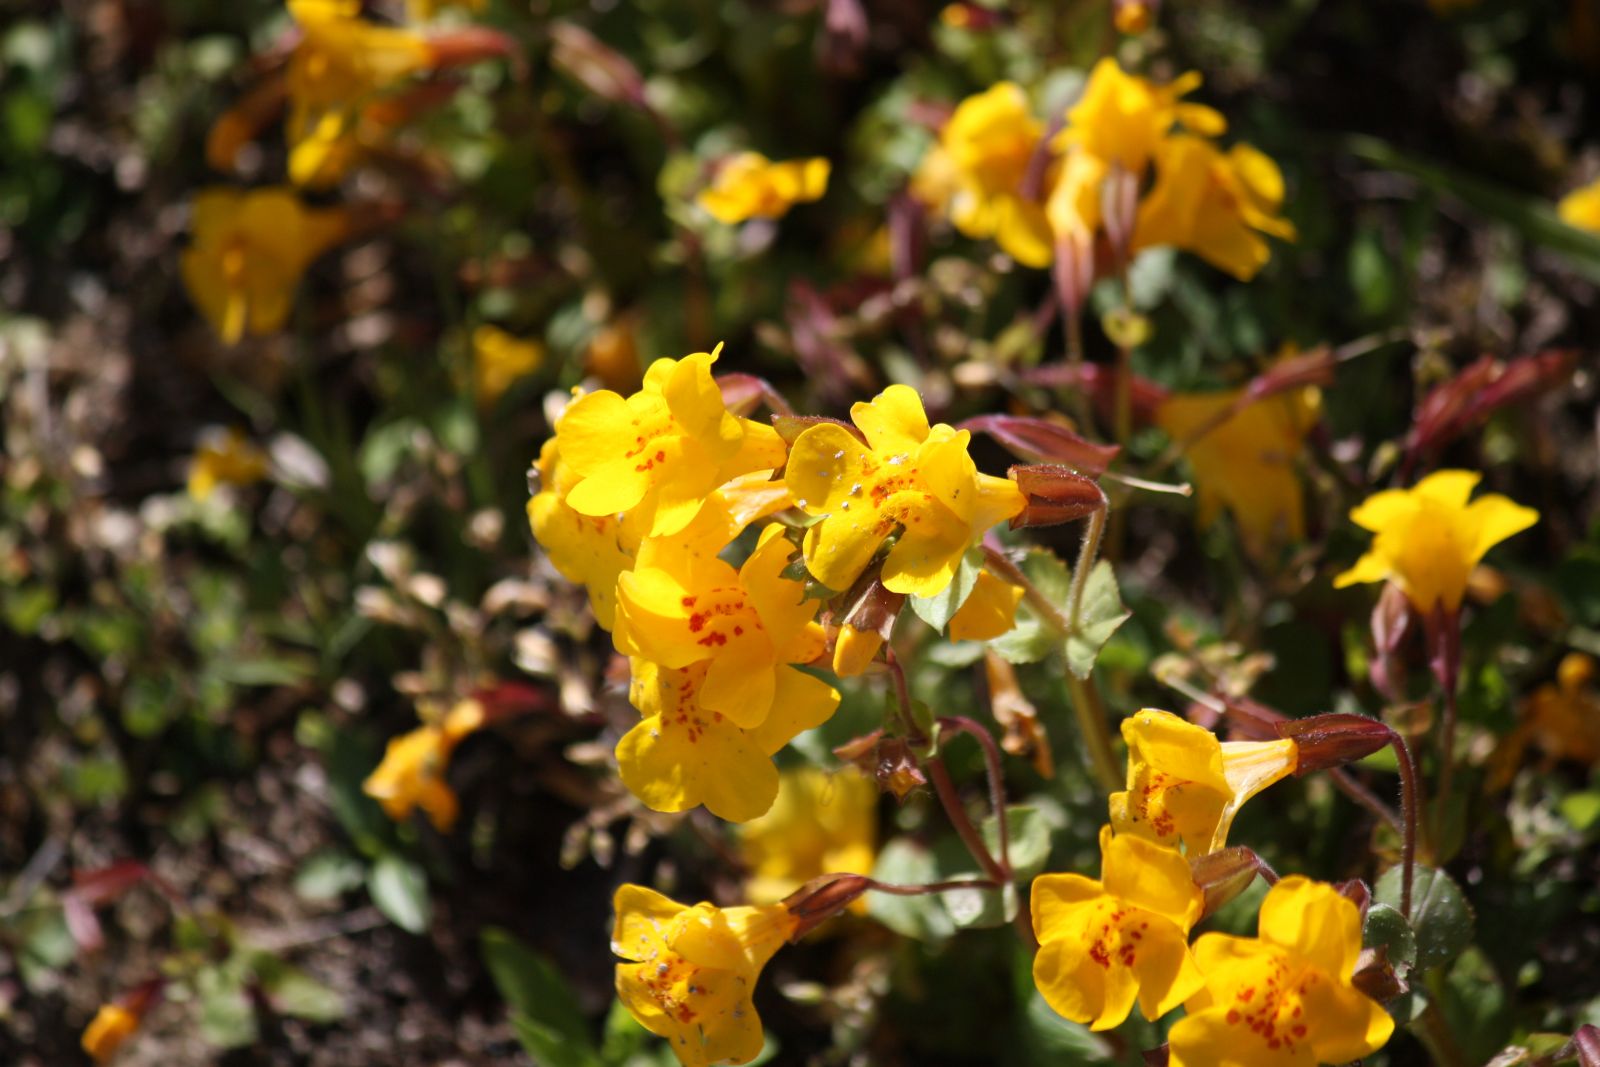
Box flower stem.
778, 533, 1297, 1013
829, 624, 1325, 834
1389, 729, 1423, 921
1414, 985, 1471, 1067
1067, 674, 1123, 794
938, 716, 1011, 875
927, 754, 1038, 951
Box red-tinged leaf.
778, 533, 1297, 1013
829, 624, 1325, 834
959, 415, 1119, 474
1242, 345, 1337, 400
717, 373, 794, 417
1007, 464, 1106, 528
475, 680, 554, 720
1407, 350, 1579, 465
70, 861, 153, 906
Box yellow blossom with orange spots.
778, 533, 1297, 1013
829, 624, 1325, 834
1031, 825, 1205, 1031
612, 885, 798, 1067
1169, 877, 1394, 1067
787, 385, 1024, 598
1110, 709, 1298, 856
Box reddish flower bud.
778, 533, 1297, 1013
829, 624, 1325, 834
1190, 846, 1268, 920
832, 731, 926, 801
1333, 877, 1372, 917
1018, 362, 1170, 426
1276, 713, 1394, 775
958, 414, 1120, 474
1573, 1024, 1600, 1067
782, 873, 872, 940
1351, 946, 1407, 1003
1007, 464, 1107, 529
1406, 350, 1577, 469
1369, 582, 1412, 703
426, 26, 518, 71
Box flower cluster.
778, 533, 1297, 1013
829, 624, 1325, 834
914, 58, 1294, 283
1031, 709, 1394, 1067
529, 353, 1028, 823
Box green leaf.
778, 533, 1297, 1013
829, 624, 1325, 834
1362, 902, 1418, 971
294, 851, 366, 902
1063, 561, 1130, 680
481, 926, 597, 1065
196, 964, 259, 1049
908, 549, 982, 633
1373, 865, 1473, 971
368, 854, 432, 935
599, 998, 650, 1065
981, 806, 1053, 882
250, 952, 346, 1023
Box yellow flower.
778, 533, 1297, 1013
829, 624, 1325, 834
1497, 653, 1600, 781
1032, 825, 1205, 1031
947, 568, 1023, 642
787, 385, 1025, 597
698, 152, 830, 223
187, 427, 270, 501
737, 768, 878, 905
1156, 380, 1320, 557
473, 324, 544, 407
553, 344, 788, 538
1045, 147, 1109, 247
619, 657, 840, 822
615, 526, 826, 727
1169, 877, 1394, 1067
1558, 177, 1600, 233
1334, 469, 1539, 614
1057, 58, 1225, 177
917, 82, 1054, 267
831, 623, 883, 677
285, 0, 435, 188
82, 1003, 140, 1063
1110, 709, 1298, 856
181, 188, 350, 343
612, 885, 798, 1067
1132, 135, 1296, 281
363, 699, 487, 832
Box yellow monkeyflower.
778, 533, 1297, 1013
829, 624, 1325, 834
363, 699, 487, 832
698, 152, 830, 224
619, 657, 840, 822
1110, 709, 1298, 856
737, 768, 878, 905
787, 385, 1025, 598
1558, 177, 1600, 233
182, 187, 350, 344
1133, 135, 1296, 281
553, 344, 787, 538
612, 885, 798, 1067
1335, 469, 1539, 615
473, 324, 544, 407
1169, 877, 1394, 1067
947, 567, 1023, 642
615, 526, 826, 727
916, 82, 1054, 267
1491, 652, 1600, 790
187, 427, 270, 501
1056, 58, 1225, 177
82, 1003, 140, 1064
285, 0, 435, 188
1032, 825, 1205, 1031
1156, 380, 1320, 557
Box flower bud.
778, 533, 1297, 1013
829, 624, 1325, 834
1370, 582, 1411, 703
831, 570, 905, 676
1007, 464, 1106, 529
832, 731, 926, 801
782, 873, 872, 939
1189, 846, 1267, 920
717, 372, 792, 418
1275, 713, 1393, 775
1351, 946, 1407, 1003
1574, 1024, 1600, 1067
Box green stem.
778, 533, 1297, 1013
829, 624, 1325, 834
1413, 984, 1470, 1067
1067, 673, 1122, 794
